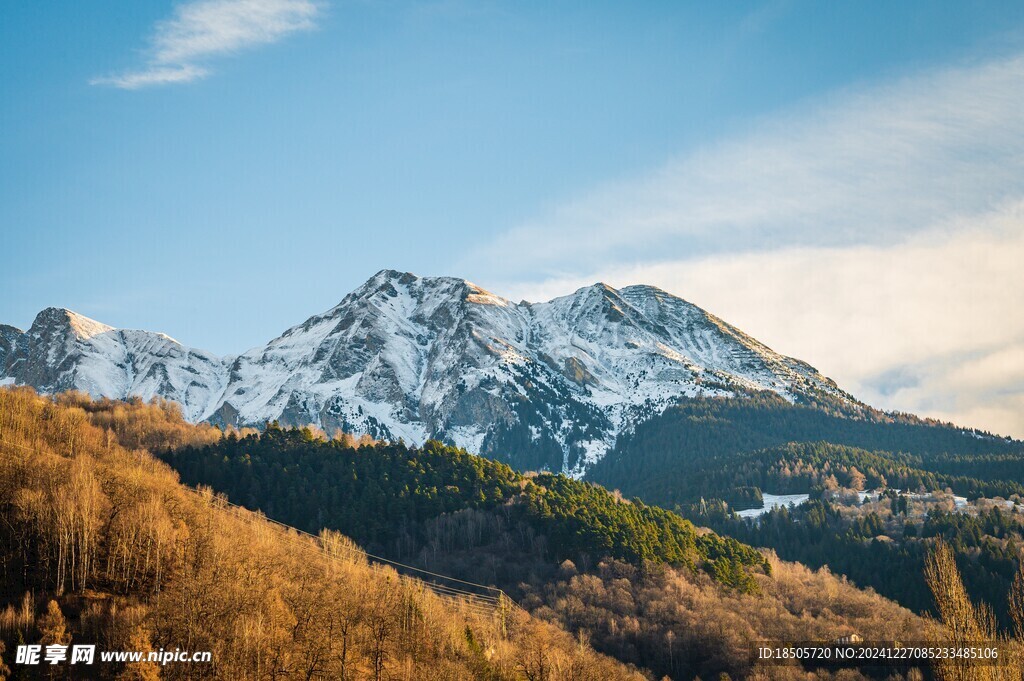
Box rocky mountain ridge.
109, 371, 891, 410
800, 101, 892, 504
1, 269, 849, 474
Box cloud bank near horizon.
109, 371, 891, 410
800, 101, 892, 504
91, 0, 320, 89
469, 52, 1024, 439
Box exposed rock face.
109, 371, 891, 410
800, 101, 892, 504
1, 271, 848, 475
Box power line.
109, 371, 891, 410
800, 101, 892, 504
190, 486, 524, 616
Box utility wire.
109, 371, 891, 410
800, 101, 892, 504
0, 436, 525, 618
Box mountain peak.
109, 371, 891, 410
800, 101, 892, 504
345, 270, 510, 310
619, 283, 670, 298
370, 268, 418, 284
31, 307, 114, 341
569, 282, 618, 296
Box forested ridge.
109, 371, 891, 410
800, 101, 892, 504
162, 424, 769, 592
0, 387, 645, 680
664, 440, 1024, 510
587, 393, 1024, 509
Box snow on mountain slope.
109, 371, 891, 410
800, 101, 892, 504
1, 272, 850, 475
190, 270, 848, 474
0, 308, 227, 422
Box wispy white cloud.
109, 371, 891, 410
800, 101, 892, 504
467, 53, 1024, 278
91, 0, 320, 89
469, 52, 1024, 438
91, 64, 210, 89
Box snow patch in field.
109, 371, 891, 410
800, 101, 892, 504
736, 493, 811, 519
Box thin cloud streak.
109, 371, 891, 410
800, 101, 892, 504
466, 53, 1024, 278
90, 64, 209, 90
91, 0, 320, 89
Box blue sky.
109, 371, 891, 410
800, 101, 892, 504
2, 1, 1024, 436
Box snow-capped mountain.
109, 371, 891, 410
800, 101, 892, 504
0, 308, 226, 423
1, 270, 849, 475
